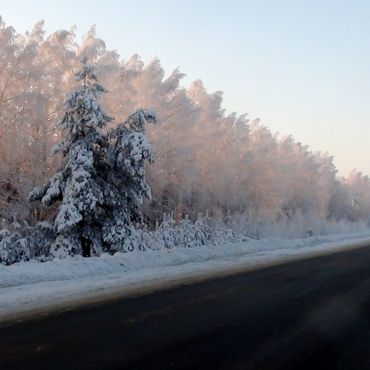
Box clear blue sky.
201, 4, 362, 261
2, 0, 370, 176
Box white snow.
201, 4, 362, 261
1, 230, 370, 322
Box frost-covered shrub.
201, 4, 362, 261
171, 217, 212, 248
110, 214, 241, 253
28, 221, 54, 258
0, 230, 33, 265
0, 230, 15, 265
51, 234, 80, 259
152, 217, 178, 249
0, 220, 54, 265
120, 226, 150, 252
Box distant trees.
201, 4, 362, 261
0, 17, 370, 235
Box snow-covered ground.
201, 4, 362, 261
1, 230, 370, 322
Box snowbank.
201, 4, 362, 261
1, 230, 370, 322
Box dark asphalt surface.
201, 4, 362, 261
2, 245, 370, 370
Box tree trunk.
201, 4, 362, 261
81, 236, 91, 257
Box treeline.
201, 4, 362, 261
1, 17, 370, 232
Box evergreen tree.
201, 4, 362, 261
29, 60, 156, 257
102, 109, 156, 251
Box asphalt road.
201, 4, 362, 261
2, 244, 370, 370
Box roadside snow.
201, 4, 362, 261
1, 230, 370, 321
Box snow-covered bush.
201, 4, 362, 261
0, 220, 54, 265
0, 218, 34, 265
112, 214, 242, 253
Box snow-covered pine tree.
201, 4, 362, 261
104, 109, 156, 251
29, 59, 156, 257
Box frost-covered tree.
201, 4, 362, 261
102, 108, 156, 251
29, 60, 156, 257
1, 17, 370, 239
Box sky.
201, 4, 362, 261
1, 0, 369, 176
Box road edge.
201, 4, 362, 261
1, 237, 370, 325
